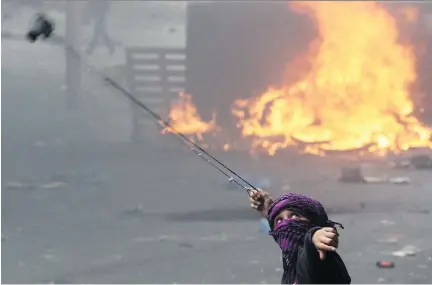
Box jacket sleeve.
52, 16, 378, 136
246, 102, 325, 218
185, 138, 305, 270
295, 227, 323, 284
295, 227, 351, 284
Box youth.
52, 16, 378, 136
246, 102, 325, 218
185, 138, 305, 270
250, 190, 351, 284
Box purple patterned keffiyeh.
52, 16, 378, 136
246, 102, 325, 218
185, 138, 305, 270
267, 193, 341, 276
267, 193, 329, 230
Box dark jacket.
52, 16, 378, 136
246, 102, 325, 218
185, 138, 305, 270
281, 227, 351, 284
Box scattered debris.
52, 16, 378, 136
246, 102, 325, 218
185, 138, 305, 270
6, 171, 102, 193
392, 245, 420, 257
338, 167, 412, 185
178, 242, 194, 249
376, 237, 399, 244
380, 220, 396, 226
390, 160, 411, 169
49, 171, 102, 186
40, 181, 67, 190
49, 173, 69, 183
4, 181, 35, 190
377, 233, 405, 244
33, 138, 64, 148
390, 155, 432, 170
389, 176, 411, 184
386, 233, 405, 240
376, 260, 395, 268
408, 271, 428, 281
410, 155, 432, 169
364, 176, 387, 183
123, 204, 145, 217
158, 235, 174, 242
377, 277, 386, 283
339, 167, 366, 183
362, 176, 411, 185
158, 235, 178, 242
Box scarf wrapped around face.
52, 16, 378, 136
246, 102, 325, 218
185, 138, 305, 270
267, 193, 341, 276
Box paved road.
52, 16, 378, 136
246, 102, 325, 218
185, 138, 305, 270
2, 19, 432, 283
2, 137, 432, 284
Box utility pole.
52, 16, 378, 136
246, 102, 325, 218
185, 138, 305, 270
65, 1, 82, 109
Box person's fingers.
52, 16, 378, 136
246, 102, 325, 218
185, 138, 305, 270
333, 235, 339, 247
323, 227, 336, 233
251, 202, 261, 208
317, 243, 336, 252
250, 197, 261, 205
324, 231, 336, 239
256, 188, 269, 197
331, 238, 339, 248
250, 191, 262, 209
250, 202, 259, 208
319, 236, 333, 245
318, 249, 326, 260
249, 191, 262, 202
326, 235, 338, 246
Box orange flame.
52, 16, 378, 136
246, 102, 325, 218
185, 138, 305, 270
232, 2, 432, 156
165, 92, 217, 141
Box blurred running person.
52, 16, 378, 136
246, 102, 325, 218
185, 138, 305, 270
86, 0, 115, 55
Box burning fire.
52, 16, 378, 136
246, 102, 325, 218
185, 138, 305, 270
165, 92, 217, 141
232, 1, 432, 156
166, 2, 432, 156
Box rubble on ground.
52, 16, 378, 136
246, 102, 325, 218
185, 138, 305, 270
4, 181, 36, 190
410, 155, 432, 169
376, 260, 395, 268
339, 167, 411, 185
40, 181, 67, 190
339, 166, 367, 183
392, 245, 420, 257
391, 154, 432, 170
